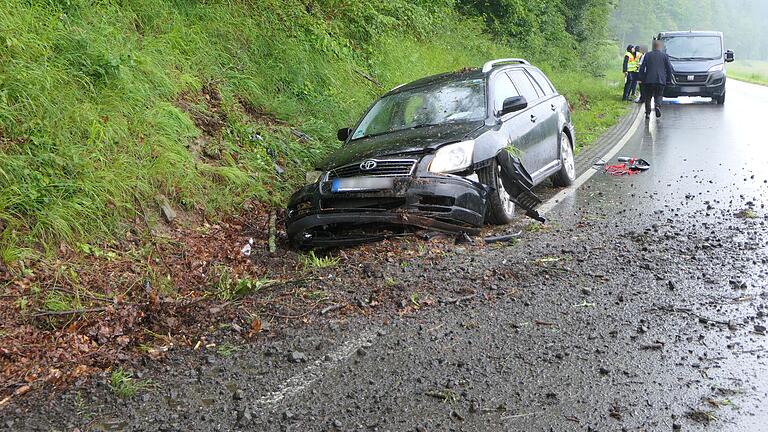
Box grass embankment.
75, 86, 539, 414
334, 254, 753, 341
728, 60, 768, 86
0, 0, 627, 398
0, 0, 626, 261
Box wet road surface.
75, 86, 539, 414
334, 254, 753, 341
9, 80, 768, 431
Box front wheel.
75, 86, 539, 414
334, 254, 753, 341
477, 159, 515, 225
715, 93, 726, 105
551, 131, 576, 187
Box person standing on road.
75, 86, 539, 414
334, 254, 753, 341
622, 45, 639, 101
634, 46, 646, 103
638, 40, 674, 119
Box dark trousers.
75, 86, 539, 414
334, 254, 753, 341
622, 73, 638, 100
643, 84, 664, 114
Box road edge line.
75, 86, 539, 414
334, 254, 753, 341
538, 107, 645, 215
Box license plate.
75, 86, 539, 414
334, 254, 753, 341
331, 176, 394, 192
680, 86, 702, 93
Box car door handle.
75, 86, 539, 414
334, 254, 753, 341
530, 115, 537, 123
550, 104, 556, 111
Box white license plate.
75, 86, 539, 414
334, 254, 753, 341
680, 86, 702, 93
331, 177, 394, 192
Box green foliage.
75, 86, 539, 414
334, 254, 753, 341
611, 0, 768, 61
216, 342, 240, 357
209, 265, 273, 301
302, 251, 340, 269
109, 367, 150, 398
729, 60, 768, 86
0, 0, 626, 259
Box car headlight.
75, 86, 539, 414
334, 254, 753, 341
305, 170, 324, 184
429, 140, 475, 174
708, 64, 724, 73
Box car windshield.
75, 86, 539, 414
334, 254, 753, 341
351, 78, 486, 140
662, 36, 722, 60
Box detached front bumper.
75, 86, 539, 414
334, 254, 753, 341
286, 174, 487, 248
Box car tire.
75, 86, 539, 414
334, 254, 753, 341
478, 159, 515, 225
716, 93, 726, 105
551, 130, 576, 187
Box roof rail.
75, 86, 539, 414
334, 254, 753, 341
481, 58, 530, 73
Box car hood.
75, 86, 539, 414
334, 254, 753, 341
670, 58, 722, 73
318, 121, 484, 169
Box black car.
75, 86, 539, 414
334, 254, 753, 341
657, 31, 734, 104
287, 59, 576, 248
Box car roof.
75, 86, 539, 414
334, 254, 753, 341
383, 65, 533, 97
658, 31, 723, 37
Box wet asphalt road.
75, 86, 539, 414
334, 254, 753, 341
9, 79, 768, 431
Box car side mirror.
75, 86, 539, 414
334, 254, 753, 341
725, 50, 735, 63
498, 96, 528, 116
337, 127, 352, 142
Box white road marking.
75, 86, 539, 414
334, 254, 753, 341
537, 108, 645, 215
255, 328, 379, 406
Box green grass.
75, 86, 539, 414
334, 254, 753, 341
728, 60, 768, 86
303, 251, 340, 269
0, 1, 627, 261
108, 367, 150, 398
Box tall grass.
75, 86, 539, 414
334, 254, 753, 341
0, 0, 626, 260
728, 60, 768, 86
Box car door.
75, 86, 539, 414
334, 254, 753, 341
506, 69, 547, 174
490, 72, 538, 170
526, 67, 560, 170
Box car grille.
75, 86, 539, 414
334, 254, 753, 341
327, 159, 416, 180
674, 73, 708, 84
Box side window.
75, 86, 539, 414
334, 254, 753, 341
528, 68, 556, 96
507, 70, 539, 103
493, 74, 520, 113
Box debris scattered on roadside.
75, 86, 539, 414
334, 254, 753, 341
455, 232, 474, 245
640, 342, 664, 350
241, 238, 254, 256
320, 304, 344, 316
533, 320, 556, 327
155, 194, 177, 223
287, 351, 307, 363
424, 388, 458, 403
686, 409, 718, 424
735, 208, 758, 219
484, 231, 523, 244
598, 156, 651, 176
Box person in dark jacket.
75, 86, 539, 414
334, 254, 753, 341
638, 40, 675, 118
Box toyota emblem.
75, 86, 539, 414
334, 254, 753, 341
360, 160, 378, 171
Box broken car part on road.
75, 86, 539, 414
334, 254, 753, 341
598, 156, 651, 176
286, 59, 572, 248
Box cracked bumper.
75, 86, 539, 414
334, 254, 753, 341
286, 175, 487, 248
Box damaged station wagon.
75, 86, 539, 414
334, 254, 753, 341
287, 59, 576, 248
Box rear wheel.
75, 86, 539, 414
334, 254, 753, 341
715, 93, 726, 105
551, 131, 576, 187
478, 159, 515, 225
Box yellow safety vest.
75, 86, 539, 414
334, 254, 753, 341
625, 52, 639, 72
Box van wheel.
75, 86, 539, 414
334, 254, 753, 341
551, 131, 576, 187
478, 159, 515, 225
715, 93, 726, 105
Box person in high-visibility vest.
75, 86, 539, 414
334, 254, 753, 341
634, 46, 646, 103
622, 45, 640, 101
